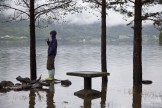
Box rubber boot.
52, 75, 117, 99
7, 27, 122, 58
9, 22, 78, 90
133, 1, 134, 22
51, 69, 55, 78
46, 70, 54, 80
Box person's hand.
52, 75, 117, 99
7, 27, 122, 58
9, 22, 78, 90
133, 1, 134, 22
45, 38, 49, 41
49, 36, 52, 41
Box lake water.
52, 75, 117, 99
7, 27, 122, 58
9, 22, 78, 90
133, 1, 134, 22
0, 41, 162, 108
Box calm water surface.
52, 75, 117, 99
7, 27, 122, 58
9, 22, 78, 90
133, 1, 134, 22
0, 41, 162, 108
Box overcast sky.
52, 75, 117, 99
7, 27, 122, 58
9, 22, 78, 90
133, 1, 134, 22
4, 0, 162, 26
65, 9, 130, 26
65, 3, 162, 26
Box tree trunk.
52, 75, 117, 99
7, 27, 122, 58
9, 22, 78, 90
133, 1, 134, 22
101, 0, 108, 83
133, 0, 142, 86
101, 0, 107, 73
132, 84, 142, 108
159, 31, 162, 45
30, 0, 37, 80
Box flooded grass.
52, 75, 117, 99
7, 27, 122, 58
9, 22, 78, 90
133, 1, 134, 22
0, 42, 162, 108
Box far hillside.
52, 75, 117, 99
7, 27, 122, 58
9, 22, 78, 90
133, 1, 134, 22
0, 17, 160, 44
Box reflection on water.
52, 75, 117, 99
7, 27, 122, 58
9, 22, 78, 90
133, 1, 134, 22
0, 41, 162, 108
101, 77, 108, 108
46, 82, 55, 108
132, 84, 142, 108
74, 78, 108, 108
29, 81, 55, 108
29, 90, 36, 108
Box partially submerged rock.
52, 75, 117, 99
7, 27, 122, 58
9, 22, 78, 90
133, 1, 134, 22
0, 81, 14, 88
142, 80, 152, 84
61, 80, 72, 87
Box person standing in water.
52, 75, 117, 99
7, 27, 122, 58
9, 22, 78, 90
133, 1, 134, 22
46, 30, 57, 80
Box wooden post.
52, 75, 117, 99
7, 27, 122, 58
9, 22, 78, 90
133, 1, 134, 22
84, 78, 92, 90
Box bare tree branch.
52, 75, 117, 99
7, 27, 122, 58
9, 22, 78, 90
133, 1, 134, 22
35, 1, 64, 10
35, 5, 63, 20
93, 0, 102, 5
0, 0, 79, 24
22, 0, 30, 8
0, 4, 29, 16
142, 12, 161, 20
126, 0, 135, 4
35, 0, 77, 20
142, 0, 159, 5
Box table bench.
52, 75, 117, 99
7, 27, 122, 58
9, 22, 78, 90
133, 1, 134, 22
66, 71, 110, 98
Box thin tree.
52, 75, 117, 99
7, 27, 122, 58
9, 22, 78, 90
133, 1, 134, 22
82, 0, 124, 105
82, 0, 107, 74
133, 0, 142, 86
133, 0, 161, 85
0, 0, 78, 80
82, 0, 125, 73
112, 0, 162, 85
30, 0, 36, 80
101, 0, 107, 74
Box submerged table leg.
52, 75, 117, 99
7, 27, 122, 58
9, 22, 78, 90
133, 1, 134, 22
84, 77, 92, 90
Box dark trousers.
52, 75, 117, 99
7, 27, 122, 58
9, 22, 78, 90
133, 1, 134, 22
47, 55, 55, 70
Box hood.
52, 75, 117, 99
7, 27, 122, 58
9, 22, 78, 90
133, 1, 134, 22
50, 30, 57, 40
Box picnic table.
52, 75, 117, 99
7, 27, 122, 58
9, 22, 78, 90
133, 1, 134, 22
67, 71, 110, 97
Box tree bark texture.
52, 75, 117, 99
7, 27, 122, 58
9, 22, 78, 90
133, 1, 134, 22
101, 0, 107, 73
30, 0, 37, 80
101, 0, 108, 84
133, 0, 142, 86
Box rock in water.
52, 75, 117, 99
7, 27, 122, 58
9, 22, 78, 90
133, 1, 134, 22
0, 81, 14, 88
142, 80, 152, 84
61, 80, 72, 87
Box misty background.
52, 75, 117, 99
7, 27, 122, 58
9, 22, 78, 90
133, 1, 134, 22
0, 0, 161, 45
0, 1, 162, 44
0, 16, 160, 45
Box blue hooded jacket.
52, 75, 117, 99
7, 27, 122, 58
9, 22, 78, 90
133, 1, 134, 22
47, 30, 57, 56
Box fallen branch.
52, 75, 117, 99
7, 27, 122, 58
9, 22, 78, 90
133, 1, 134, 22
16, 75, 42, 84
